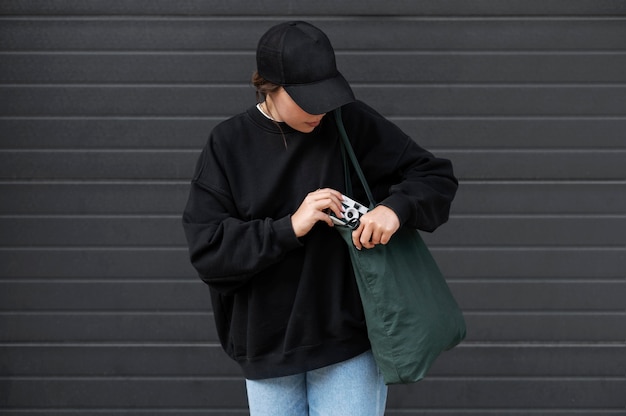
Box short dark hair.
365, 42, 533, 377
252, 71, 281, 103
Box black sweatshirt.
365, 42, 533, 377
182, 100, 458, 380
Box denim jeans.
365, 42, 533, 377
245, 350, 387, 416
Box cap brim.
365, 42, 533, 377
284, 73, 355, 115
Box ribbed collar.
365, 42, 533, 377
246, 105, 297, 134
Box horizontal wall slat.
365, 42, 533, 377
0, 378, 623, 409
0, 183, 190, 215
453, 280, 626, 311
454, 182, 626, 215
0, 119, 218, 150
0, 217, 189, 247
429, 216, 626, 247
0, 247, 624, 279
2, 19, 626, 51
437, 249, 626, 279
1, 311, 624, 343
3, 86, 626, 117
0, 53, 254, 84
0, 345, 239, 377
3, 53, 626, 84
0, 249, 196, 279
2, 0, 626, 16
0, 379, 247, 409
0, 410, 622, 416
384, 412, 625, 416
386, 379, 626, 409
0, 412, 247, 416
2, 150, 624, 180
0, 313, 213, 343
448, 150, 626, 180
2, 119, 626, 150
0, 151, 197, 180
345, 53, 626, 84
3, 345, 623, 377
1, 216, 623, 247
436, 345, 626, 378
1, 280, 623, 312
3, 183, 623, 215
0, 281, 210, 312
464, 313, 626, 342
358, 86, 626, 117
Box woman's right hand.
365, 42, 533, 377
291, 188, 344, 238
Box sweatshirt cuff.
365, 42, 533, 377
274, 215, 304, 250
378, 193, 413, 227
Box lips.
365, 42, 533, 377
306, 121, 320, 128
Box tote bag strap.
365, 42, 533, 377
333, 108, 376, 208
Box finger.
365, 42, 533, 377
359, 226, 375, 249
379, 231, 392, 245
352, 224, 364, 250
312, 188, 343, 200
316, 208, 337, 227
323, 191, 345, 211
313, 192, 344, 218
327, 201, 345, 220
303, 194, 334, 213
369, 226, 383, 246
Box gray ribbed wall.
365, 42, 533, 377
1, 2, 625, 414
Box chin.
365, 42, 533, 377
298, 126, 316, 133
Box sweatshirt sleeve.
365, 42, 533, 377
182, 139, 302, 294
342, 101, 458, 232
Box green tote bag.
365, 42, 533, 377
333, 109, 466, 384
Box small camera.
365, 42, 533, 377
329, 195, 369, 229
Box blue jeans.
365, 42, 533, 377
245, 350, 387, 416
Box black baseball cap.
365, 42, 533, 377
256, 21, 355, 115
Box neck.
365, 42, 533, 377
257, 102, 275, 121
262, 96, 282, 122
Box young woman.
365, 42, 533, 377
183, 21, 458, 415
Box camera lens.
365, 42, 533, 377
344, 208, 358, 220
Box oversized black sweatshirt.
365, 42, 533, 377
182, 100, 458, 380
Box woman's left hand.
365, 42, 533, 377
352, 205, 400, 250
